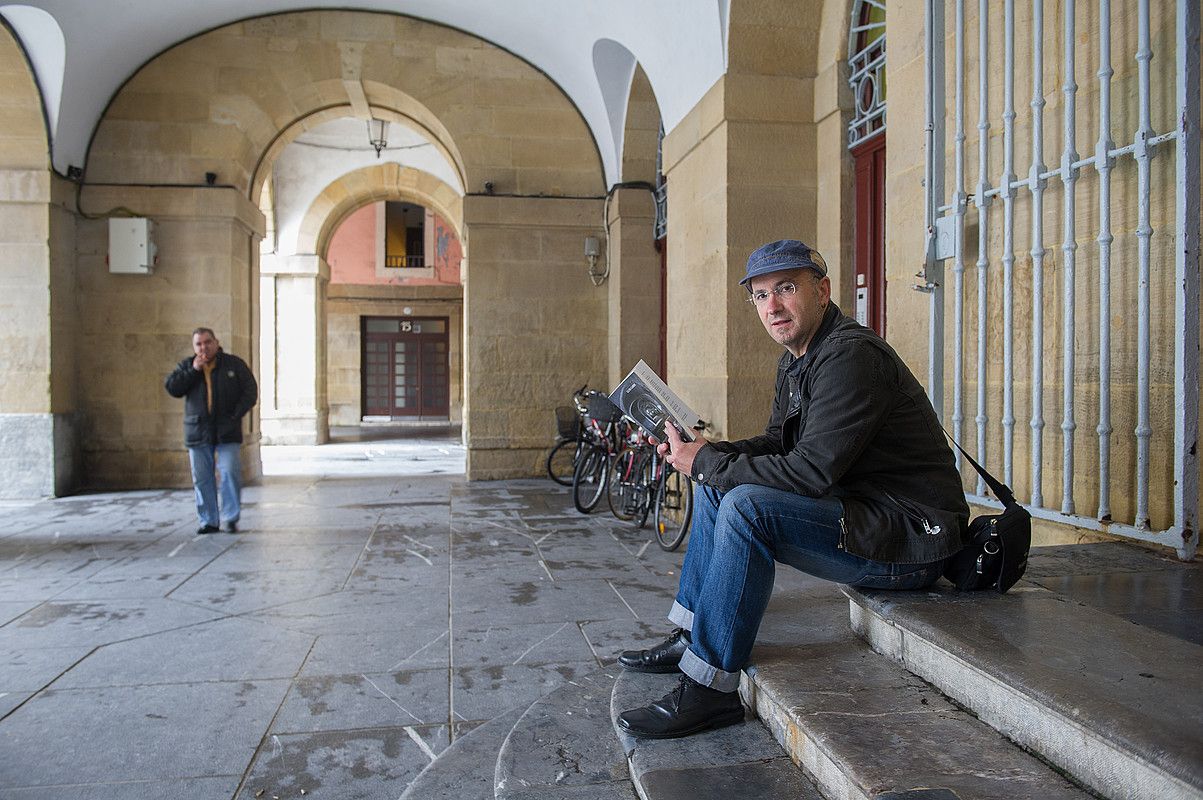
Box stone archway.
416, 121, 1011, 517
261, 163, 466, 443
72, 9, 609, 485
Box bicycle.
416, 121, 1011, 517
571, 391, 625, 513
605, 421, 695, 550
545, 385, 587, 486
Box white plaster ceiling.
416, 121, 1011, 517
273, 116, 462, 256
0, 1, 730, 186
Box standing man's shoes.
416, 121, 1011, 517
617, 675, 745, 739
196, 524, 220, 534
225, 521, 238, 533
618, 628, 690, 673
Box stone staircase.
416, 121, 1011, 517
403, 542, 1203, 799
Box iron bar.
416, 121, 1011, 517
1174, 0, 1200, 559
1028, 0, 1047, 508
952, 0, 967, 464
1060, 0, 1079, 515
1000, 0, 1016, 486
1095, 0, 1114, 521
1134, 0, 1153, 528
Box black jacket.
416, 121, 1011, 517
164, 350, 258, 447
691, 303, 969, 564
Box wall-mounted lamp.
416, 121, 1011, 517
367, 118, 389, 158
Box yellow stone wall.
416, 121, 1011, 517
325, 283, 464, 425
74, 185, 264, 489
463, 195, 608, 478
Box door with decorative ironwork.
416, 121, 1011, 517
361, 317, 450, 418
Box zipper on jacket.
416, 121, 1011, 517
881, 487, 942, 536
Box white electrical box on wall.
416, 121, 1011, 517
108, 218, 157, 274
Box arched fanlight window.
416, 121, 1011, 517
847, 0, 886, 148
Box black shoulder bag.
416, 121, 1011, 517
941, 437, 1032, 594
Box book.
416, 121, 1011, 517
609, 360, 703, 442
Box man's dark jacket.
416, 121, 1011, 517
164, 350, 258, 448
691, 303, 969, 564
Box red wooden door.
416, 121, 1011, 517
852, 134, 887, 336
361, 317, 450, 418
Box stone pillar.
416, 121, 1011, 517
606, 188, 662, 387
661, 1, 820, 441
74, 185, 264, 489
463, 194, 607, 479
0, 169, 79, 498
260, 254, 330, 445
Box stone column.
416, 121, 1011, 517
660, 1, 821, 441
0, 170, 79, 498
462, 194, 607, 479
74, 185, 264, 489
606, 188, 662, 387
259, 254, 330, 445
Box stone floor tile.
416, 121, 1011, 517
204, 541, 368, 574
272, 668, 449, 733
453, 620, 597, 669
236, 724, 449, 800
50, 571, 195, 601
167, 567, 353, 615
0, 644, 94, 691
0, 601, 41, 626
0, 776, 239, 799
50, 616, 315, 688
452, 661, 599, 723
300, 628, 451, 677
0, 692, 32, 719
248, 585, 449, 636
578, 618, 679, 663
0, 598, 220, 651
0, 679, 291, 787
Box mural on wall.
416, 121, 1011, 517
327, 202, 462, 286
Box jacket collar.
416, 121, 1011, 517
783, 302, 844, 375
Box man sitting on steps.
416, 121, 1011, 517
616, 239, 970, 739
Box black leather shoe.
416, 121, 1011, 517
225, 521, 238, 533
618, 628, 690, 673
617, 675, 745, 739
196, 524, 219, 534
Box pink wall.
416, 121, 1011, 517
327, 202, 462, 286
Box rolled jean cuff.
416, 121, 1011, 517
668, 600, 694, 631
680, 648, 741, 693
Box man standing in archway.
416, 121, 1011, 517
165, 328, 258, 534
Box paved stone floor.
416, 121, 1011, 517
0, 431, 685, 798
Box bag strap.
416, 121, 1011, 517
942, 428, 1017, 506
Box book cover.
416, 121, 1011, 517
609, 359, 703, 442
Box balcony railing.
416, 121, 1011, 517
385, 254, 425, 269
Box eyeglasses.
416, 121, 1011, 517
746, 282, 799, 306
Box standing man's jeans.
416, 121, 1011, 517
188, 443, 242, 527
668, 484, 944, 692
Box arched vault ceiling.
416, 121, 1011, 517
0, 1, 729, 184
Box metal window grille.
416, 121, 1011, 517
920, 0, 1199, 559
849, 0, 888, 148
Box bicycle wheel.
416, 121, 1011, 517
572, 445, 609, 513
606, 448, 641, 521
654, 468, 693, 550
632, 454, 656, 529
545, 438, 578, 486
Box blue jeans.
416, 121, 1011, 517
188, 443, 242, 527
668, 484, 944, 691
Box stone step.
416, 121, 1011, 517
743, 584, 1095, 800
611, 670, 824, 799
846, 580, 1203, 800
494, 666, 633, 800
399, 705, 528, 800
